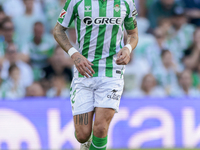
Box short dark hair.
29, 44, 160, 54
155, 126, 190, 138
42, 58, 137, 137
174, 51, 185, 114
8, 64, 19, 75
1, 17, 13, 28
34, 21, 43, 27
161, 49, 171, 58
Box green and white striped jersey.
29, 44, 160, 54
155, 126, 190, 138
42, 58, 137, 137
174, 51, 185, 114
57, 0, 137, 78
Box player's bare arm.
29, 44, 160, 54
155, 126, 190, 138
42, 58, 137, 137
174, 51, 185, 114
116, 20, 138, 65
53, 23, 95, 78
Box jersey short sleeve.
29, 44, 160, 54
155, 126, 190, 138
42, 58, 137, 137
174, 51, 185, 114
57, 0, 75, 28
124, 0, 138, 30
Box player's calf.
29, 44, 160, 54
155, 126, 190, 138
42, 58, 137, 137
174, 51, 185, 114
89, 108, 115, 150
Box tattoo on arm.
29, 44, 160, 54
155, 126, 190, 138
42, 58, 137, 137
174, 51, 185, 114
126, 24, 138, 50
76, 113, 89, 125
127, 34, 137, 44
74, 57, 83, 66
133, 20, 137, 28
53, 23, 72, 53
131, 35, 137, 40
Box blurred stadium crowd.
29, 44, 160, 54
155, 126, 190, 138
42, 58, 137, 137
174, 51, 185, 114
0, 0, 200, 99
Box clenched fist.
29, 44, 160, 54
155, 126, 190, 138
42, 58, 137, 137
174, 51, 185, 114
116, 47, 131, 65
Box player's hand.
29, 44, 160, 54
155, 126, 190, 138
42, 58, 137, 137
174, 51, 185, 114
71, 52, 95, 78
116, 47, 131, 65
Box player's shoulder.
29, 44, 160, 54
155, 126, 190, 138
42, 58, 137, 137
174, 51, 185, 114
66, 0, 82, 4
64, 0, 82, 6
74, 0, 83, 3
122, 0, 135, 5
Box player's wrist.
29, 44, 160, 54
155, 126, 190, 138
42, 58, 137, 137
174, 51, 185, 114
68, 47, 79, 57
124, 44, 132, 53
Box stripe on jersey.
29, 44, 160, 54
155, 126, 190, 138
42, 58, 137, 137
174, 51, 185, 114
106, 0, 121, 77
77, 17, 81, 47
120, 22, 124, 49
75, 0, 83, 48
92, 0, 107, 77
124, 1, 130, 17
79, 0, 92, 77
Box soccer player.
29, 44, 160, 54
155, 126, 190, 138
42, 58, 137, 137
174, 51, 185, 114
53, 0, 138, 149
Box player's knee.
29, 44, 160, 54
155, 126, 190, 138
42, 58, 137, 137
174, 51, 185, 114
76, 130, 91, 143
76, 135, 88, 143
93, 123, 107, 137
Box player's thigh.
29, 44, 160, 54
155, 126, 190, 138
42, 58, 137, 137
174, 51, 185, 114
70, 78, 95, 116
73, 111, 94, 141
70, 78, 95, 142
93, 107, 115, 137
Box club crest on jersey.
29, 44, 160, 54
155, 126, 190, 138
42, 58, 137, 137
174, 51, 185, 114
59, 9, 67, 18
83, 17, 122, 26
114, 4, 120, 12
85, 6, 91, 12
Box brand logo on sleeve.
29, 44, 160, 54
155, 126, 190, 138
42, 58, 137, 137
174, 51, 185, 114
132, 10, 137, 17
59, 9, 67, 18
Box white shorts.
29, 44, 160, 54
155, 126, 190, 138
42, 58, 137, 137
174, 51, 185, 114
70, 77, 124, 116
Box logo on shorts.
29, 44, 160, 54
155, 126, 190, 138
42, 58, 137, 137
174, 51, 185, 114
59, 9, 67, 18
107, 89, 120, 100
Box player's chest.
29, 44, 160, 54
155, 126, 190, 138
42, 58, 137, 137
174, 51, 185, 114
77, 0, 127, 26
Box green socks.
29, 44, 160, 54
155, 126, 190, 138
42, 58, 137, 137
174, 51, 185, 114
75, 131, 108, 149
89, 135, 107, 150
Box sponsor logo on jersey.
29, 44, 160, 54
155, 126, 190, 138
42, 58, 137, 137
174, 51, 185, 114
85, 6, 91, 12
83, 17, 93, 25
59, 9, 67, 18
107, 89, 120, 100
83, 17, 122, 26
114, 4, 120, 12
